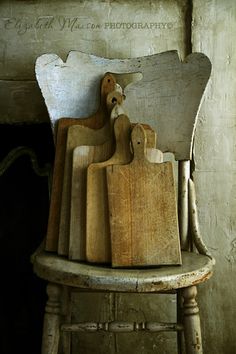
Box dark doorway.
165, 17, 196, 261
0, 123, 54, 354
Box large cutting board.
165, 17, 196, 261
106, 124, 181, 267
45, 73, 116, 252
86, 116, 159, 263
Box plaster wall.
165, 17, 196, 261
0, 0, 186, 79
192, 1, 236, 353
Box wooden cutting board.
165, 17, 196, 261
131, 122, 163, 163
69, 140, 112, 261
86, 116, 159, 263
106, 124, 182, 267
58, 123, 114, 256
45, 118, 82, 252
86, 114, 132, 263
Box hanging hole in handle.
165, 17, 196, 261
108, 79, 110, 83
112, 97, 117, 104
137, 141, 141, 145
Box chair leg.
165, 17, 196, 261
177, 291, 185, 354
182, 286, 203, 354
41, 282, 62, 354
61, 286, 72, 354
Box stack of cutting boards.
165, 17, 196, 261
61, 113, 181, 267
45, 72, 181, 267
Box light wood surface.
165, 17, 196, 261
58, 86, 125, 256
106, 124, 181, 267
46, 118, 81, 252
85, 116, 159, 264
58, 123, 113, 256
69, 141, 113, 261
45, 73, 116, 252
131, 123, 164, 163
86, 114, 133, 263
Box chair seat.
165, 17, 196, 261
33, 251, 214, 293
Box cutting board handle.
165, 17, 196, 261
112, 114, 132, 158
101, 73, 117, 105
131, 124, 148, 162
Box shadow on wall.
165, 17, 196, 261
0, 123, 54, 354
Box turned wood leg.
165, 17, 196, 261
61, 286, 72, 354
41, 282, 62, 354
177, 291, 185, 354
182, 286, 203, 354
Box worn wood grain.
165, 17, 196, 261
45, 73, 116, 252
33, 251, 214, 293
107, 124, 181, 267
58, 123, 113, 256
58, 87, 126, 256
86, 115, 133, 263
132, 122, 164, 163
85, 116, 159, 264
69, 140, 113, 261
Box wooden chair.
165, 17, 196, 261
32, 51, 215, 354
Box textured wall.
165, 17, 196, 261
0, 0, 186, 79
192, 0, 236, 353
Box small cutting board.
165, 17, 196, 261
69, 140, 112, 261
106, 124, 182, 267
